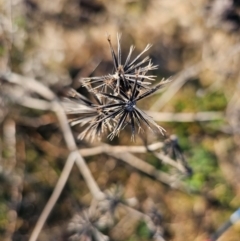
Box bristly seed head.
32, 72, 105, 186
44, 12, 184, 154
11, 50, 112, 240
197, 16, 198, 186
62, 34, 171, 141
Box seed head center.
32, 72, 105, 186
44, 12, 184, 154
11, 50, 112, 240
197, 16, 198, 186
125, 100, 136, 112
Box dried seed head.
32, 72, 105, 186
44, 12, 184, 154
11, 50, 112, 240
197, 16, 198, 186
68, 206, 109, 241
62, 35, 171, 141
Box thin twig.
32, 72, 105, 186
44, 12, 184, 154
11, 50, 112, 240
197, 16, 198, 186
52, 103, 104, 200
150, 63, 202, 111
29, 152, 76, 241
110, 152, 185, 190
30, 134, 185, 187
30, 137, 185, 186
150, 44, 240, 111
145, 111, 224, 122
31, 134, 164, 158
2, 119, 20, 241
79, 142, 164, 157
153, 152, 185, 173
7, 90, 52, 110
2, 118, 16, 173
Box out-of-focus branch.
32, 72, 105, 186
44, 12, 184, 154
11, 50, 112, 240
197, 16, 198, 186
150, 63, 202, 111
154, 152, 185, 173
7, 90, 52, 110
29, 152, 76, 241
2, 119, 16, 173
110, 152, 185, 190
31, 135, 164, 158
145, 111, 224, 122
2, 119, 21, 241
81, 144, 187, 189
0, 71, 105, 241
30, 136, 185, 188
1, 72, 56, 100
1, 71, 104, 199
79, 142, 164, 157
150, 44, 240, 111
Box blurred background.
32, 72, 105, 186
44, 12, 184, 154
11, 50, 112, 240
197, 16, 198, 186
1, 0, 240, 240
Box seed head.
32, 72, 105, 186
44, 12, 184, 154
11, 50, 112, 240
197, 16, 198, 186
62, 35, 171, 141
